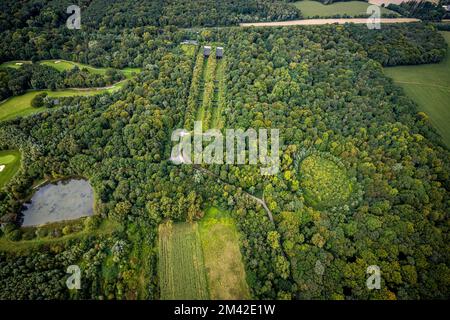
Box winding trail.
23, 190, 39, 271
194, 165, 274, 223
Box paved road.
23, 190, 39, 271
240, 18, 420, 27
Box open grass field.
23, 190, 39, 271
1, 59, 141, 78
0, 88, 113, 122
0, 149, 21, 189
300, 154, 352, 209
199, 207, 250, 299
158, 222, 209, 300
293, 0, 398, 18
384, 32, 450, 147
0, 61, 32, 69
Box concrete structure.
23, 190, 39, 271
216, 47, 224, 59
203, 46, 211, 57
181, 40, 198, 45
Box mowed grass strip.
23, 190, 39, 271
293, 0, 398, 18
199, 207, 251, 299
384, 32, 450, 147
0, 149, 21, 189
0, 89, 108, 122
1, 59, 141, 78
158, 222, 209, 300
210, 58, 226, 129
0, 60, 32, 69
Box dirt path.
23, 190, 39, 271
194, 165, 274, 223
240, 18, 420, 27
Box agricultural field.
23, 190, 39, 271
199, 207, 250, 300
158, 208, 250, 300
299, 154, 352, 209
158, 222, 209, 300
0, 150, 21, 189
293, 0, 398, 18
384, 32, 450, 147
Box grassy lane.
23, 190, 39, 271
198, 53, 217, 130
195, 54, 212, 126
210, 58, 226, 129
184, 51, 204, 129
0, 150, 21, 189
384, 32, 450, 147
158, 222, 209, 300
293, 0, 398, 18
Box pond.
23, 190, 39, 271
21, 179, 94, 227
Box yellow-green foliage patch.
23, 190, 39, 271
300, 154, 352, 209
0, 150, 21, 189
199, 207, 250, 299
181, 44, 197, 57
158, 222, 209, 299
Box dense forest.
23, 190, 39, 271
0, 0, 301, 31
0, 1, 449, 301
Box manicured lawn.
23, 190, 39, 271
293, 0, 398, 18
0, 149, 21, 189
199, 207, 250, 299
0, 87, 119, 122
1, 59, 141, 78
0, 60, 31, 69
384, 32, 450, 147
40, 59, 110, 74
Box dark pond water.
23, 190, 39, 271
21, 179, 94, 227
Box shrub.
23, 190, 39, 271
31, 92, 48, 108
6, 229, 22, 241
84, 216, 101, 231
